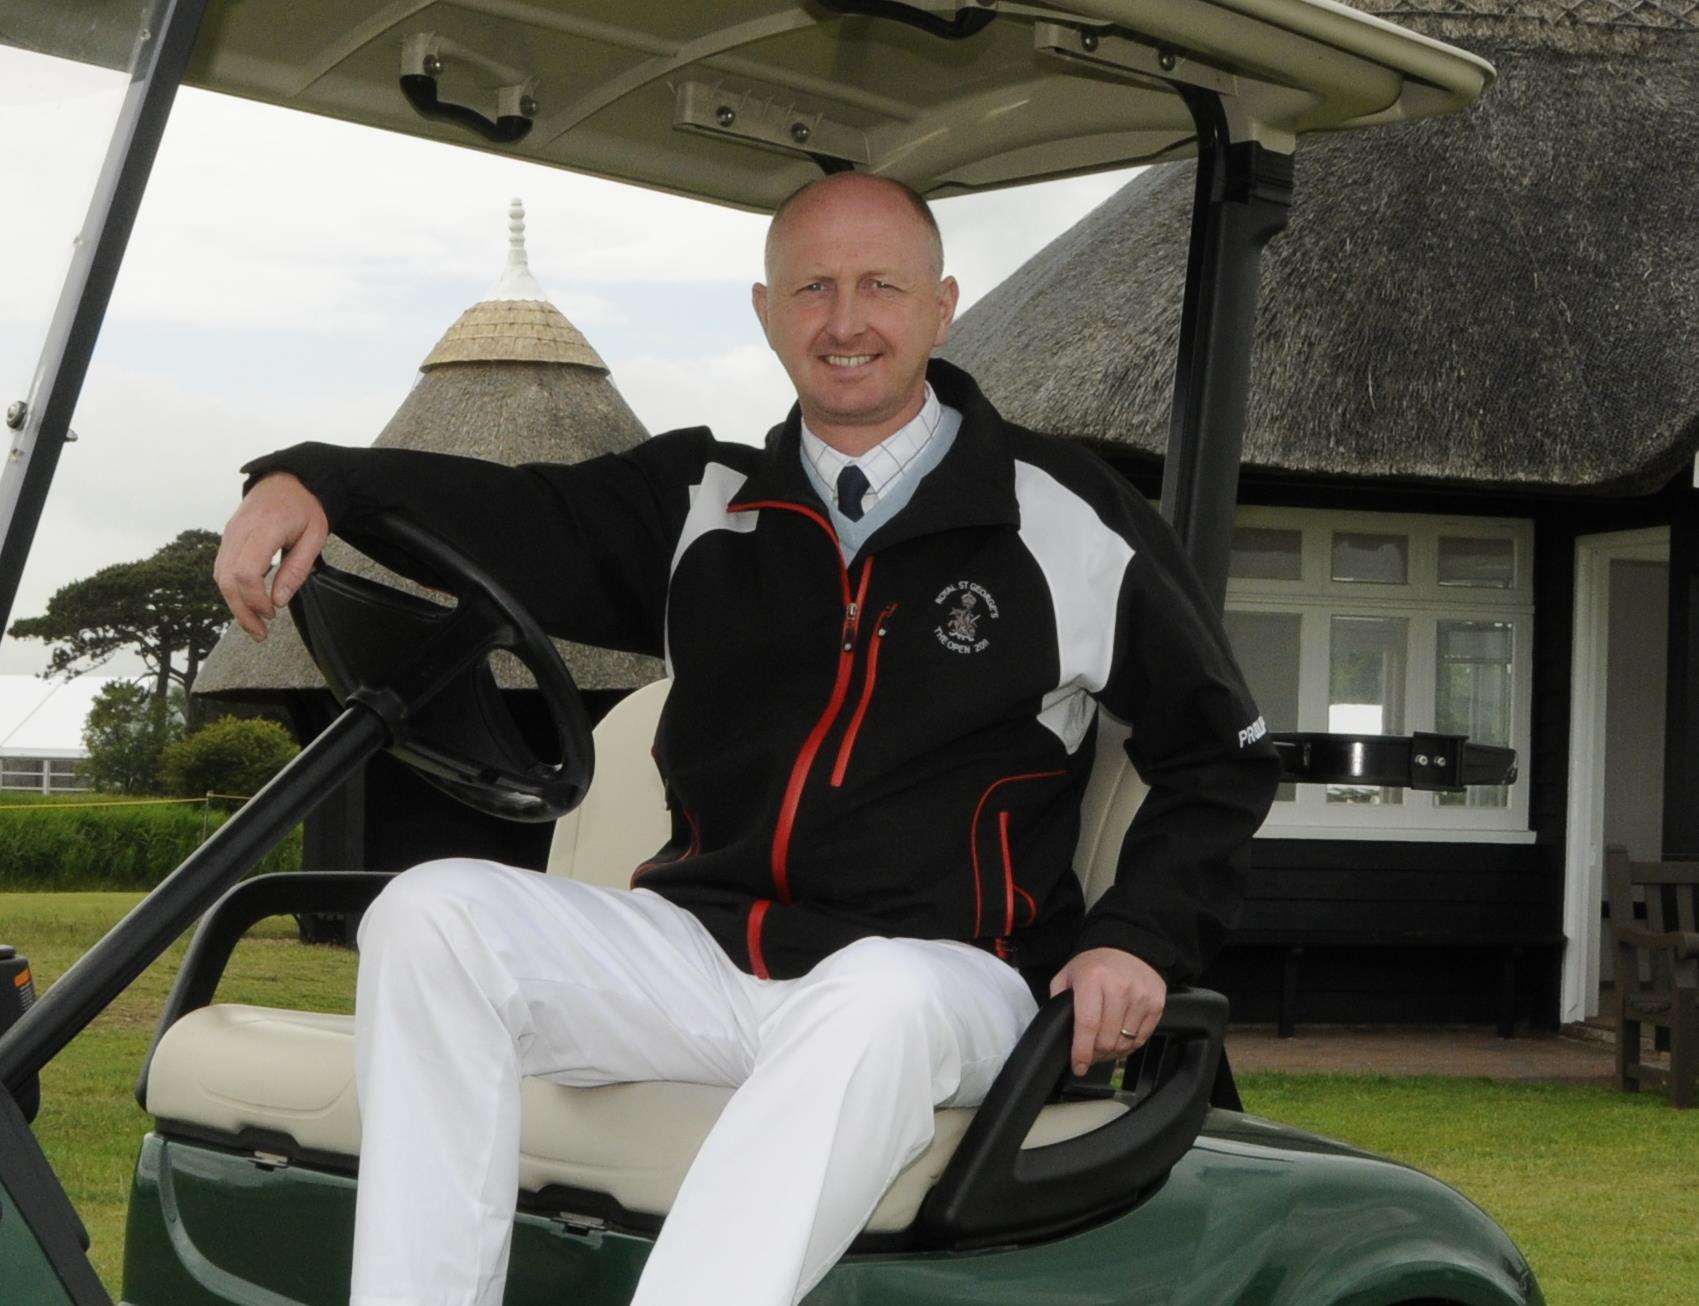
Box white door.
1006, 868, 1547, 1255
1563, 528, 1670, 1023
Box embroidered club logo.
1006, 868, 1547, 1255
934, 581, 999, 654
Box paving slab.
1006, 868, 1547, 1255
1225, 1024, 1621, 1083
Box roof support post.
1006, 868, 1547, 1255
1664, 497, 1699, 859
1159, 94, 1293, 613
0, 0, 211, 637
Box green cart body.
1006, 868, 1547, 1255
117, 1113, 1537, 1306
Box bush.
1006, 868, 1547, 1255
0, 802, 301, 890
81, 681, 183, 794
160, 717, 299, 798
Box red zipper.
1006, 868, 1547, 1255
729, 499, 871, 904
830, 603, 898, 787
969, 770, 1064, 936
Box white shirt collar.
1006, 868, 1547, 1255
800, 383, 944, 507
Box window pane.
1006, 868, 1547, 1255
1435, 620, 1514, 808
1439, 537, 1515, 589
1230, 527, 1303, 581
1327, 615, 1407, 804
0, 18, 155, 404
1223, 610, 1300, 802
1331, 533, 1408, 585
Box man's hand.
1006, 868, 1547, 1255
1049, 947, 1167, 1077
214, 471, 330, 642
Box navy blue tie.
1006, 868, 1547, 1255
836, 464, 870, 522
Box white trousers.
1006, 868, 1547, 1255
347, 858, 1038, 1306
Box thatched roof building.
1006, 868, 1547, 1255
944, 0, 1699, 497
197, 199, 664, 701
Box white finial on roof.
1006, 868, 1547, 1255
422, 196, 607, 371
484, 196, 548, 302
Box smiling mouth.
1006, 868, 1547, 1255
821, 353, 879, 369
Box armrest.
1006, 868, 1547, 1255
1616, 925, 1699, 961
133, 871, 393, 1108
914, 987, 1227, 1249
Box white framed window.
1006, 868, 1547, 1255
1, 757, 46, 792
1224, 506, 1534, 842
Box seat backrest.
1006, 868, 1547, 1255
547, 679, 1148, 908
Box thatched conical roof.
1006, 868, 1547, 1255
944, 1, 1699, 496
198, 200, 664, 699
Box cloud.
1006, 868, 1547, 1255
613, 345, 795, 446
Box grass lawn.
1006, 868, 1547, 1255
4, 890, 1697, 1303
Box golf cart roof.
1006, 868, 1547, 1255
9, 1, 1493, 210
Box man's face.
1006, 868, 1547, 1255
753, 177, 958, 438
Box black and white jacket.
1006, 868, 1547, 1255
242, 359, 1282, 1005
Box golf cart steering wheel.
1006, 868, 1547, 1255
288, 511, 594, 822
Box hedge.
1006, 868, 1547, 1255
0, 801, 301, 891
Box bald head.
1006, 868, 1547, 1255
752, 169, 958, 451
764, 173, 945, 282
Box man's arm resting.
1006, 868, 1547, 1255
1054, 483, 1283, 1073
231, 436, 709, 657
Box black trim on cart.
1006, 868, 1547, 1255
0, 0, 211, 634
1270, 731, 1518, 792
398, 72, 534, 144
1, 1085, 111, 1304
1160, 90, 1296, 612
915, 989, 1227, 1249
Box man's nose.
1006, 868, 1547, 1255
824, 286, 870, 342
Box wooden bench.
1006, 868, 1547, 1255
1230, 928, 1566, 1039
1606, 846, 1698, 1109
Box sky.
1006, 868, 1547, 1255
0, 46, 1139, 680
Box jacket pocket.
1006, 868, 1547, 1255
997, 810, 1041, 934
968, 770, 1063, 940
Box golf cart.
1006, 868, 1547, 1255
0, 2, 1541, 1303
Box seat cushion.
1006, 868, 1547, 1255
146, 1004, 1126, 1233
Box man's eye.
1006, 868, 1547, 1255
799, 282, 826, 293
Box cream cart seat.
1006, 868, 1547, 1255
145, 679, 1150, 1234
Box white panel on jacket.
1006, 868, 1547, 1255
1012, 460, 1135, 754
663, 462, 755, 675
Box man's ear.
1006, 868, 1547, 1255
751, 281, 771, 340
933, 275, 961, 348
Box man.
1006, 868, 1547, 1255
216, 173, 1281, 1306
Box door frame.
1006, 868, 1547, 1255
1562, 526, 1670, 1023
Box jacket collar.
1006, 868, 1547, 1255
728, 359, 1021, 551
